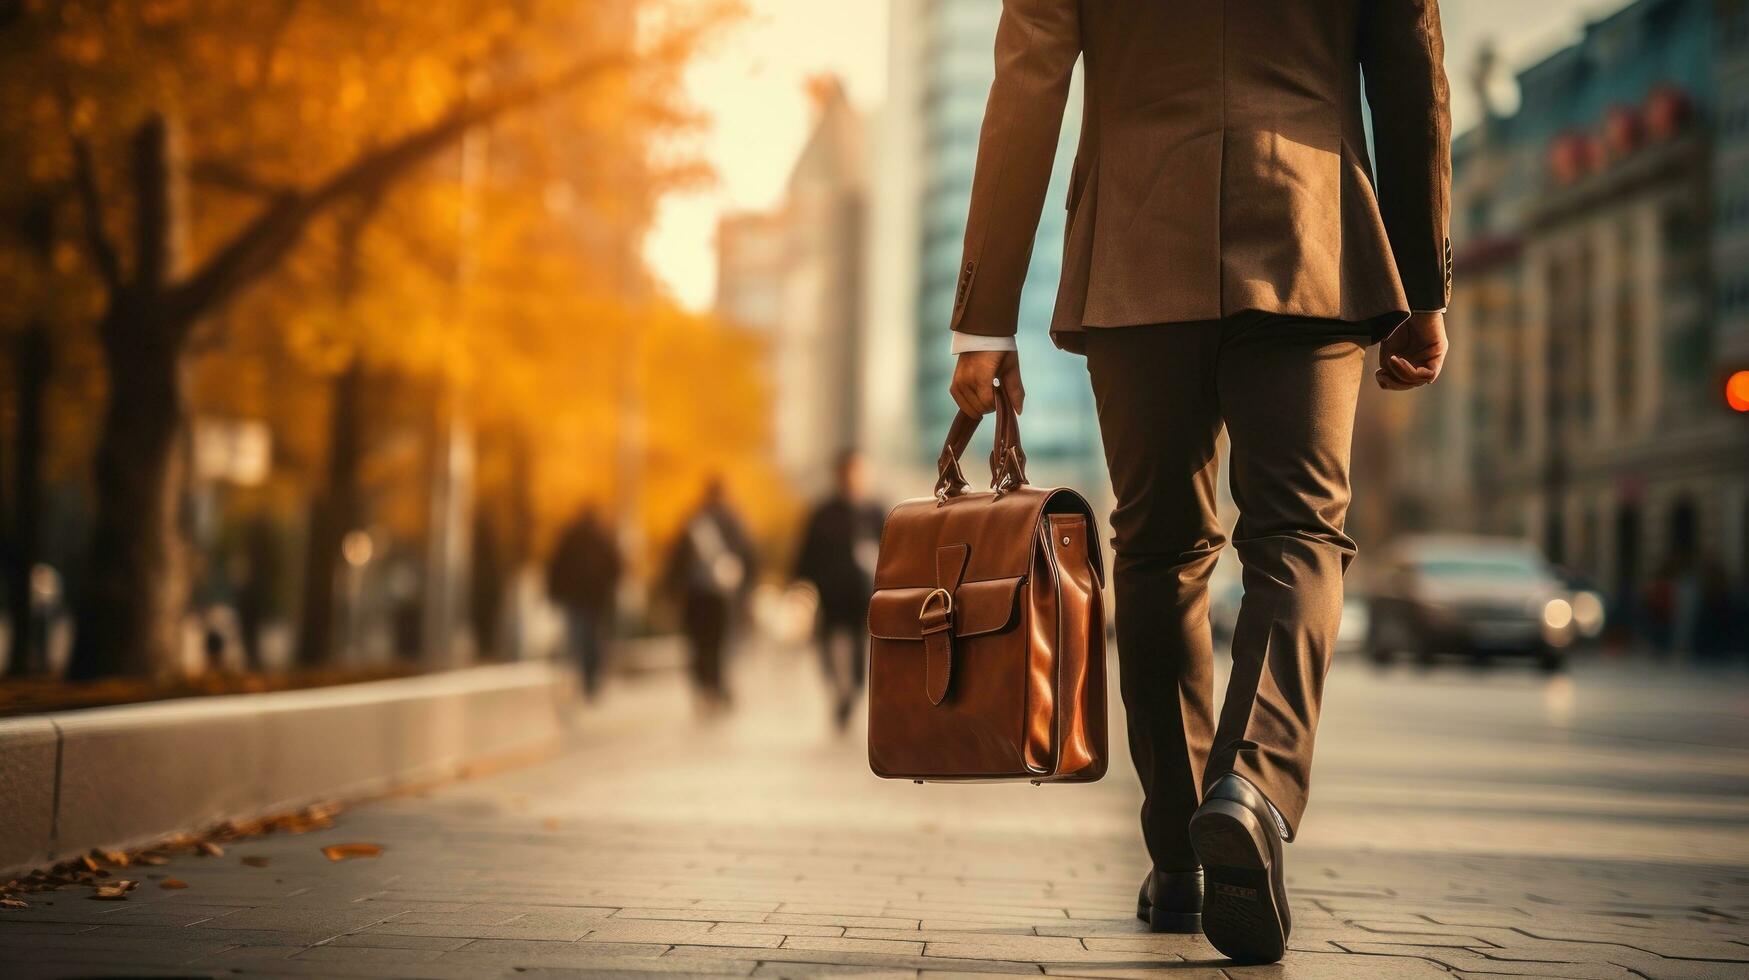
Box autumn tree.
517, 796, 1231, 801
0, 0, 728, 679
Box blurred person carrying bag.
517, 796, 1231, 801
867, 383, 1107, 783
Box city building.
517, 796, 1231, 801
1715, 0, 1749, 366
714, 211, 786, 334
1393, 0, 1749, 628
862, 0, 1103, 497
714, 77, 867, 496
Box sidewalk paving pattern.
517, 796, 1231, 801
3, 645, 1747, 979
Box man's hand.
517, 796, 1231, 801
950, 349, 1025, 417
1376, 311, 1448, 390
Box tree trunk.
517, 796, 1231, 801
296, 358, 365, 667
69, 317, 189, 680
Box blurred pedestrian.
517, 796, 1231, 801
943, 0, 1452, 963
794, 449, 883, 732
547, 505, 622, 698
663, 478, 755, 713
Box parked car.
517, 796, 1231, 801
1551, 567, 1610, 642
1365, 535, 1578, 670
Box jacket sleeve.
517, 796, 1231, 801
1359, 0, 1452, 312
951, 0, 1081, 341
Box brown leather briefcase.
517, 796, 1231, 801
867, 385, 1107, 783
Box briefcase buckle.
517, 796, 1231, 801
918, 588, 954, 633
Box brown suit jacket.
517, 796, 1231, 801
950, 0, 1452, 352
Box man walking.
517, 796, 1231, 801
663, 479, 756, 714
794, 450, 884, 733
944, 0, 1451, 964
547, 505, 622, 698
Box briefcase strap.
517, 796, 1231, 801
934, 382, 1030, 502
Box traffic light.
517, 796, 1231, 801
1729, 370, 1749, 414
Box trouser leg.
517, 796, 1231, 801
1208, 314, 1367, 839
829, 622, 865, 700
1085, 323, 1225, 872
819, 620, 864, 723
575, 611, 602, 696
816, 619, 845, 701
686, 597, 724, 695
847, 622, 867, 697
701, 599, 728, 698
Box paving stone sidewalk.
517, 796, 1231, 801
3, 647, 1746, 979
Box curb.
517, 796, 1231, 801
0, 661, 576, 875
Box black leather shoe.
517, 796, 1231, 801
1134, 868, 1203, 933
1189, 774, 1290, 964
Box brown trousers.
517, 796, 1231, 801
1084, 314, 1368, 872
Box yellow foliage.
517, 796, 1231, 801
3, 0, 775, 587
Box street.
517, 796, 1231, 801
3, 643, 1747, 979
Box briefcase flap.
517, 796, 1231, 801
866, 576, 1024, 641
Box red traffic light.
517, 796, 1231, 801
1729, 370, 1749, 413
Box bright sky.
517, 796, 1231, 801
642, 0, 1618, 313
643, 1, 888, 311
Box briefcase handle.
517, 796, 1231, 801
934, 381, 1030, 502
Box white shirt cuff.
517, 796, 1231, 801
1412, 308, 1448, 314
950, 332, 1018, 355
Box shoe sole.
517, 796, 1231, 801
1189, 799, 1286, 964
1135, 892, 1202, 934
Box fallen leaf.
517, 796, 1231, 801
240, 856, 270, 868
159, 879, 188, 890
321, 843, 382, 862
88, 880, 137, 900
0, 802, 349, 906
0, 898, 27, 909
255, 802, 341, 837
221, 819, 264, 838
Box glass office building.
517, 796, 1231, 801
904, 0, 1103, 486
